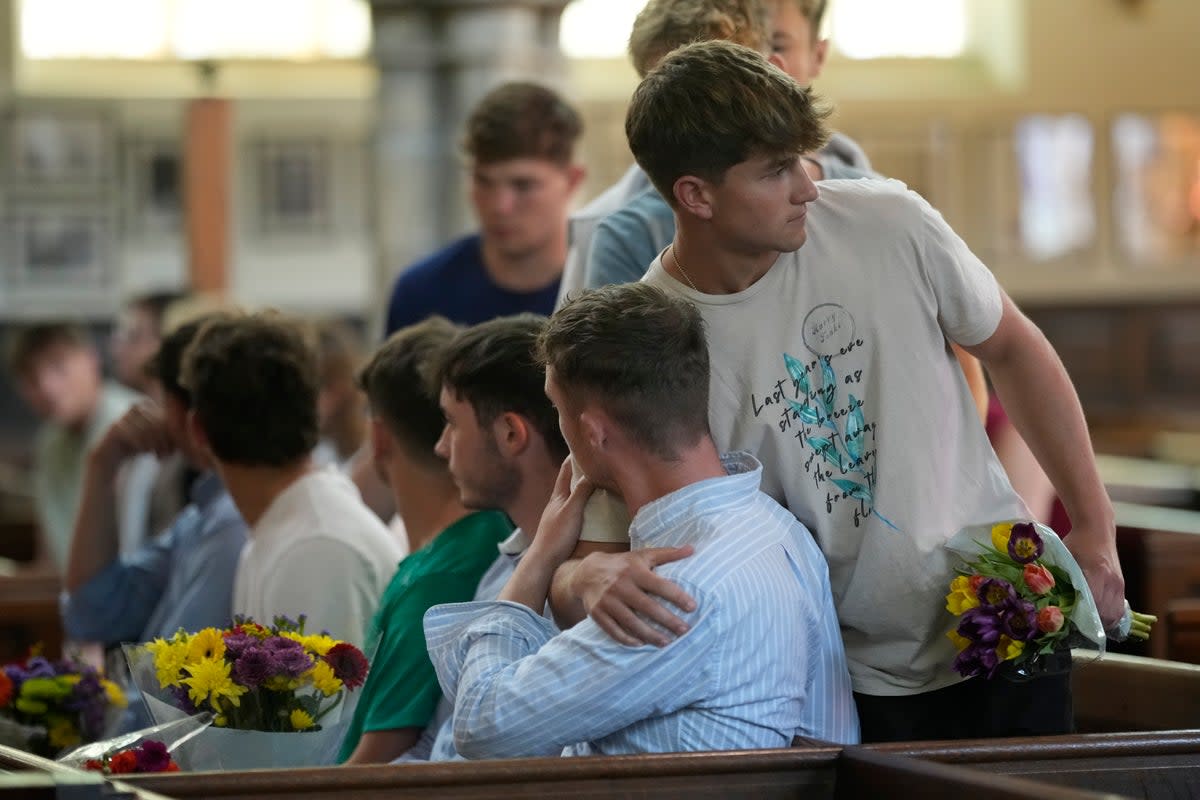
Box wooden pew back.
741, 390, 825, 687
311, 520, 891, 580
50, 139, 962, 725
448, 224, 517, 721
1071, 652, 1200, 731
0, 573, 62, 661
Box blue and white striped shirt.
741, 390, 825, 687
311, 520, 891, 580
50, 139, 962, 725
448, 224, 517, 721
424, 452, 859, 758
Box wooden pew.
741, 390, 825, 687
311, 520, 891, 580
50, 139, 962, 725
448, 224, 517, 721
873, 730, 1200, 799
1166, 598, 1200, 664
111, 746, 1113, 800
1072, 652, 1200, 732
0, 573, 62, 662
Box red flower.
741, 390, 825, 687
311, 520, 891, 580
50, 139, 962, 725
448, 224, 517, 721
84, 759, 104, 772
109, 751, 138, 774
968, 574, 986, 593
324, 643, 369, 690
0, 670, 12, 708
1023, 563, 1055, 595
166, 762, 180, 772
1037, 606, 1065, 633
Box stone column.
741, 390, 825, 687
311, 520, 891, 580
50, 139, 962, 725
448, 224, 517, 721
367, 0, 571, 313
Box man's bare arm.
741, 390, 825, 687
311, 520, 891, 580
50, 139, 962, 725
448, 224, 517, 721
964, 291, 1124, 626
343, 727, 420, 765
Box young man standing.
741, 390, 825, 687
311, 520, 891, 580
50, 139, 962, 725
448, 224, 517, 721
182, 313, 401, 647
573, 41, 1123, 742
63, 315, 247, 645
339, 319, 511, 764
385, 83, 585, 334
425, 284, 857, 757
7, 323, 141, 571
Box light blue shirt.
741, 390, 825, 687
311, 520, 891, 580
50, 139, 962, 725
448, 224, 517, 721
63, 471, 248, 644
584, 133, 876, 292
424, 453, 859, 758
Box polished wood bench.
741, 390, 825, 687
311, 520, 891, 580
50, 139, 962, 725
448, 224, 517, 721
1072, 652, 1200, 731
0, 573, 62, 661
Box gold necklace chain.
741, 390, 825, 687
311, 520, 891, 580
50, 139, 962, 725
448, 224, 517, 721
669, 243, 700, 293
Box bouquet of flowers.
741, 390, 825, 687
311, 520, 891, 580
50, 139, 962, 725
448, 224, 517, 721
82, 739, 180, 774
125, 615, 369, 770
945, 521, 1155, 681
59, 713, 210, 775
0, 653, 127, 757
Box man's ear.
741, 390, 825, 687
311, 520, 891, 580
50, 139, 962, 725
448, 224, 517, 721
578, 407, 609, 452
565, 163, 587, 195
492, 411, 531, 457
811, 37, 829, 80
767, 51, 787, 70
673, 175, 715, 221
186, 409, 210, 457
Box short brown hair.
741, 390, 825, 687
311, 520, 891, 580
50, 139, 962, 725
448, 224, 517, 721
463, 82, 583, 166
538, 283, 710, 462
787, 0, 828, 33
432, 315, 568, 465
626, 40, 829, 203
182, 312, 319, 467
628, 0, 771, 77
147, 312, 229, 405
5, 323, 91, 378
358, 317, 459, 469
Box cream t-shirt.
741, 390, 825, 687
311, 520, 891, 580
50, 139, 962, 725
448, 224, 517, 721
585, 179, 1029, 696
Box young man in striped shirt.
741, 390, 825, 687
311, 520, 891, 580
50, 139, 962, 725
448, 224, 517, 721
424, 283, 858, 757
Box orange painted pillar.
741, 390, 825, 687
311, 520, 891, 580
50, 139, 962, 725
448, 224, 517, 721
184, 98, 232, 294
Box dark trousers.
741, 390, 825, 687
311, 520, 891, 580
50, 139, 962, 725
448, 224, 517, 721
853, 670, 1073, 743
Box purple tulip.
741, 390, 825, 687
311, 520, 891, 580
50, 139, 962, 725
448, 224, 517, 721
957, 606, 1003, 645
999, 597, 1039, 642
976, 577, 1018, 608
1007, 522, 1044, 564
953, 642, 1001, 679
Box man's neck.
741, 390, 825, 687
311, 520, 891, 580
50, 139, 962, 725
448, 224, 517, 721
479, 233, 566, 293
65, 383, 106, 436
505, 455, 562, 537
669, 225, 780, 295
327, 406, 366, 463
221, 457, 315, 528
394, 469, 473, 554
611, 437, 727, 520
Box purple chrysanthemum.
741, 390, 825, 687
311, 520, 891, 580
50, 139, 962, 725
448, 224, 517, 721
262, 637, 313, 677
231, 646, 279, 688
169, 684, 198, 714
135, 740, 173, 772
222, 632, 258, 658
1007, 522, 1044, 565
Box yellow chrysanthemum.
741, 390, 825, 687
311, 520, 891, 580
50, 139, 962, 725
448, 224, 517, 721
946, 629, 972, 652
214, 714, 228, 727
186, 628, 227, 664
282, 632, 337, 657
238, 622, 270, 639
290, 709, 315, 731
996, 635, 1025, 661
306, 661, 343, 697
991, 523, 1014, 554
183, 657, 247, 709
101, 679, 128, 709
146, 638, 190, 688
264, 676, 301, 692
47, 718, 80, 749
944, 575, 979, 616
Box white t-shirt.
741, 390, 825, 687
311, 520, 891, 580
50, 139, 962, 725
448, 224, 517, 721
233, 468, 403, 647
634, 179, 1029, 696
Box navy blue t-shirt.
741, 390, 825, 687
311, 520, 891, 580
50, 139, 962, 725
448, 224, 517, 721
384, 234, 561, 335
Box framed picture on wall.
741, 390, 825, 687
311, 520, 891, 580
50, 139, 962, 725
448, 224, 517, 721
124, 138, 183, 236
254, 139, 331, 235
9, 111, 111, 187
5, 209, 108, 288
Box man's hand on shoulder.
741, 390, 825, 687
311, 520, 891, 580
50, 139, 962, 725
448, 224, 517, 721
571, 547, 697, 647
90, 402, 175, 471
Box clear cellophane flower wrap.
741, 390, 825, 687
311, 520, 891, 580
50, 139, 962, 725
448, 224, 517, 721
56, 713, 211, 771
944, 521, 1110, 682
121, 616, 368, 771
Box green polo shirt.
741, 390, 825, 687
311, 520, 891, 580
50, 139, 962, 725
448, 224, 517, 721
338, 510, 511, 761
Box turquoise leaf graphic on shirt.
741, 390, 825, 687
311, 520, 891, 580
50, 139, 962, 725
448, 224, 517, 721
844, 394, 865, 463
819, 358, 837, 417
807, 436, 843, 470
832, 478, 871, 504
784, 352, 812, 396
787, 397, 821, 426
